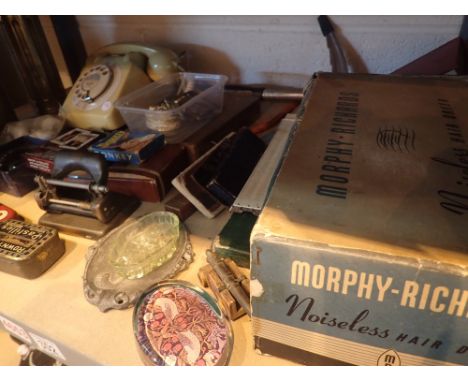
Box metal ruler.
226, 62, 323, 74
231, 113, 297, 215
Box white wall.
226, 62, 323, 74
46, 16, 465, 88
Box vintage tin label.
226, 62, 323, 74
0, 220, 53, 259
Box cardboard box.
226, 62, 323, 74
250, 73, 468, 366
89, 130, 164, 165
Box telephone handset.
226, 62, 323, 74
61, 43, 181, 132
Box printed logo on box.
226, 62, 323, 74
251, 238, 468, 365
377, 349, 401, 366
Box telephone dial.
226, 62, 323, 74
61, 43, 181, 131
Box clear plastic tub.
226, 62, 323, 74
116, 72, 228, 143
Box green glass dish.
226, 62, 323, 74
107, 211, 180, 279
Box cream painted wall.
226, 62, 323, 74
43, 16, 464, 88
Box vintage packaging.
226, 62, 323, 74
0, 204, 22, 222
89, 130, 164, 165
23, 145, 60, 174
250, 73, 468, 366
0, 220, 65, 279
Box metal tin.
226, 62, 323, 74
0, 204, 22, 222
0, 220, 65, 279
133, 280, 233, 366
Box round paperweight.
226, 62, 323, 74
133, 281, 233, 366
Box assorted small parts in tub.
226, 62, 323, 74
115, 72, 227, 143
149, 90, 199, 112
133, 280, 233, 366
83, 212, 193, 312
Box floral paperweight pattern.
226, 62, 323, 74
134, 281, 232, 366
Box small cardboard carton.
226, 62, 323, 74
250, 73, 468, 366
89, 130, 164, 164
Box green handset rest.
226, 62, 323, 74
87, 42, 182, 81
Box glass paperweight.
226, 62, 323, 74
133, 281, 233, 366
108, 212, 180, 280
